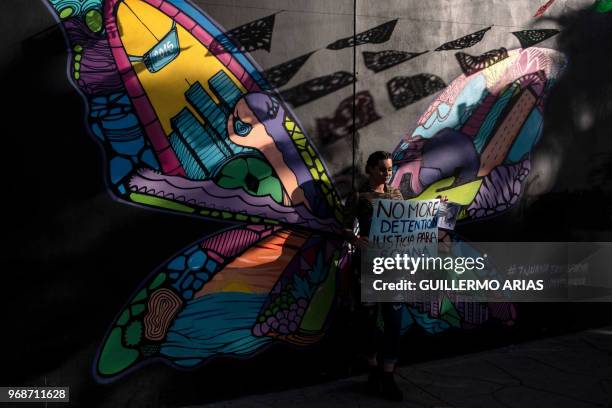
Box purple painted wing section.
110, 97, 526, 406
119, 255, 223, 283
63, 18, 124, 94
467, 160, 531, 219
201, 224, 276, 258
128, 168, 342, 232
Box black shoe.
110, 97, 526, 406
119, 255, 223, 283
380, 372, 403, 402
365, 365, 381, 395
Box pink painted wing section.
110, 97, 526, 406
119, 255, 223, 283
534, 0, 557, 17
201, 225, 280, 258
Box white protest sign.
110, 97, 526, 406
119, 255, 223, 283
368, 199, 440, 257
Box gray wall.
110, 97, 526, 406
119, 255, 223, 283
193, 0, 591, 195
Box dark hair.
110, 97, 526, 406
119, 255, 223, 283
365, 151, 392, 174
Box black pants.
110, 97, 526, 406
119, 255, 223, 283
360, 302, 403, 364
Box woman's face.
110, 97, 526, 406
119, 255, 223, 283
368, 158, 393, 185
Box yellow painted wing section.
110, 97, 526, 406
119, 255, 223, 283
414, 176, 483, 206
117, 0, 247, 135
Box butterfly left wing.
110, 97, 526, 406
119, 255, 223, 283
44, 0, 344, 232
107, 0, 344, 231
94, 224, 349, 382
42, 0, 351, 383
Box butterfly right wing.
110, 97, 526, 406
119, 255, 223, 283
390, 47, 566, 222
388, 48, 566, 333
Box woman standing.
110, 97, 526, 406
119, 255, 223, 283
343, 151, 404, 402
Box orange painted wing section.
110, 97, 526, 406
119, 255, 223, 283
195, 229, 308, 296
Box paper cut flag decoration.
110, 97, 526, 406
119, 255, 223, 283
534, 0, 558, 17
263, 52, 315, 89
316, 91, 381, 143
387, 74, 446, 110
594, 0, 612, 12
363, 50, 428, 73
511, 29, 560, 49
455, 48, 509, 76
327, 20, 398, 50
435, 26, 492, 51
280, 71, 356, 107
211, 14, 276, 54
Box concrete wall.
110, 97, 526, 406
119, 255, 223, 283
195, 0, 591, 194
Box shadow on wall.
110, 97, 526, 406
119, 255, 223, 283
521, 6, 612, 240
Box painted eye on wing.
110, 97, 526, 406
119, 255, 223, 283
233, 115, 252, 136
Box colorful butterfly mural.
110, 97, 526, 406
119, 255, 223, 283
43, 0, 566, 383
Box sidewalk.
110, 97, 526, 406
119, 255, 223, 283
193, 326, 612, 407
